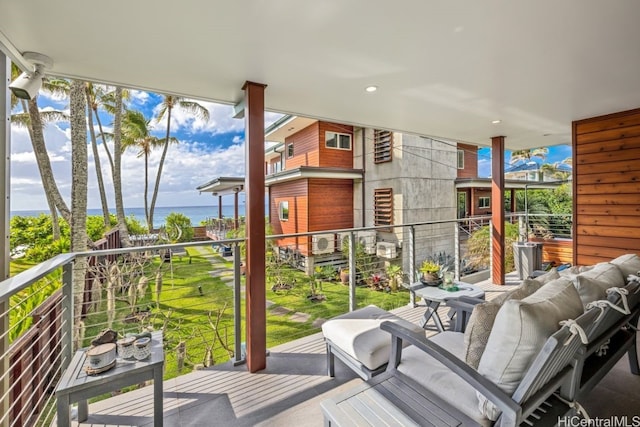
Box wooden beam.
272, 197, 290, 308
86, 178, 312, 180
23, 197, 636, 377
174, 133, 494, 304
243, 81, 267, 372
491, 136, 505, 285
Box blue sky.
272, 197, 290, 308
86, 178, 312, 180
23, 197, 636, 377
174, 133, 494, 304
477, 145, 572, 177
10, 87, 571, 211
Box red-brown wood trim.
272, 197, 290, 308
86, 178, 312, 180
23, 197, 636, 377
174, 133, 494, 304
491, 136, 505, 285
243, 81, 267, 373
572, 120, 578, 266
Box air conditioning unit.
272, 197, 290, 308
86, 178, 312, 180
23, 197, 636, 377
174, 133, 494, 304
376, 242, 397, 259
357, 231, 377, 254
336, 232, 352, 251
312, 233, 335, 255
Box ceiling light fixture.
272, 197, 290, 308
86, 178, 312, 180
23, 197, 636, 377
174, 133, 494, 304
365, 86, 378, 93
9, 52, 53, 100
491, 119, 502, 124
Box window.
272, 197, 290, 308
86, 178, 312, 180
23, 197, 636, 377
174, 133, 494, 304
279, 201, 289, 221
374, 188, 393, 229
457, 149, 465, 169
325, 131, 352, 150
286, 143, 294, 158
478, 196, 490, 209
374, 130, 393, 163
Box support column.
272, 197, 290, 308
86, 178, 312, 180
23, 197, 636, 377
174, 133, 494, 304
491, 136, 505, 285
0, 53, 11, 427
218, 195, 223, 219
243, 81, 267, 372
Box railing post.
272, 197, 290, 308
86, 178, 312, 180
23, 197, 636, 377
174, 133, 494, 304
489, 219, 494, 283
454, 223, 460, 281
233, 242, 243, 365
348, 232, 356, 312
408, 226, 416, 307
518, 214, 526, 242
61, 262, 74, 371
0, 52, 10, 427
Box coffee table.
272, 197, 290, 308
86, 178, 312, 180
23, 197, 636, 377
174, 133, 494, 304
411, 282, 484, 331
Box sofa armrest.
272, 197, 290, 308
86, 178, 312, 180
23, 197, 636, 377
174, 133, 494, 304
381, 320, 522, 425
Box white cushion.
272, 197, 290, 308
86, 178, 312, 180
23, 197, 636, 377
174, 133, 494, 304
610, 253, 640, 279
574, 263, 625, 305
476, 277, 583, 420
322, 305, 424, 370
398, 332, 492, 427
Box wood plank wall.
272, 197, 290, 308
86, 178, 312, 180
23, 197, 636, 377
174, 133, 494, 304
573, 108, 640, 265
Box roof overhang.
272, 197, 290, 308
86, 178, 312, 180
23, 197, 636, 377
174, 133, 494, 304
3, 1, 639, 150
196, 177, 245, 195
265, 167, 363, 186
265, 116, 318, 143
455, 178, 568, 190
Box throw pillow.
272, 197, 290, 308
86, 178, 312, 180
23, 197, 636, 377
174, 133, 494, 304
574, 276, 611, 307
532, 267, 560, 284
463, 279, 542, 369
610, 253, 640, 279
476, 277, 583, 420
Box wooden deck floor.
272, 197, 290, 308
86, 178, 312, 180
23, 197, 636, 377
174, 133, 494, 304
58, 274, 640, 426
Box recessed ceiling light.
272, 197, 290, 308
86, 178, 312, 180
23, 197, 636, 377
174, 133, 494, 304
491, 120, 502, 124
365, 86, 378, 93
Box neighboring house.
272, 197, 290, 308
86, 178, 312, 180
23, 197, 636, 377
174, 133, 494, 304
504, 160, 572, 182
263, 116, 459, 274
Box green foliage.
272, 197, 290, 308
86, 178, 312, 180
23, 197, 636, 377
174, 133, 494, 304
9, 267, 62, 342
164, 212, 194, 242
516, 184, 573, 237
125, 214, 148, 234
465, 222, 520, 272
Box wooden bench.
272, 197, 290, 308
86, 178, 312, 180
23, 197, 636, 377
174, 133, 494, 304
322, 279, 640, 426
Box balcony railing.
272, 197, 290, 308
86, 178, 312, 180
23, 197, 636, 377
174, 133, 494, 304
0, 213, 571, 426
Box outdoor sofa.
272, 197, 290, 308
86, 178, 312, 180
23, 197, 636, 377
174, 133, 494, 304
321, 253, 640, 426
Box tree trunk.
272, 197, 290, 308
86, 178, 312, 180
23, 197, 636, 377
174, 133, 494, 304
85, 85, 110, 228
145, 152, 150, 231
149, 106, 172, 231
70, 80, 89, 349
112, 87, 131, 246
95, 108, 115, 175
26, 98, 72, 224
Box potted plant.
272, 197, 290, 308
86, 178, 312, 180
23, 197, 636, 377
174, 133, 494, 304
419, 260, 442, 286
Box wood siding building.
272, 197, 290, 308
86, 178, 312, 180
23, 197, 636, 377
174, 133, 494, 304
573, 108, 640, 265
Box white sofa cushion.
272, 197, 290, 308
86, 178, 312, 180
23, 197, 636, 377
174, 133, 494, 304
398, 332, 492, 427
321, 305, 424, 370
463, 279, 543, 369
610, 253, 640, 278
574, 262, 625, 306
476, 277, 583, 420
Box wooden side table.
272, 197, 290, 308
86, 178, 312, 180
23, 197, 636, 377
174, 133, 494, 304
55, 331, 164, 427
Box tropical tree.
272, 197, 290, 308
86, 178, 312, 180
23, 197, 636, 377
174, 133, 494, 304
121, 110, 163, 231
9, 64, 70, 239
112, 86, 131, 245
69, 79, 89, 348
509, 147, 549, 165
150, 95, 210, 230
85, 83, 110, 227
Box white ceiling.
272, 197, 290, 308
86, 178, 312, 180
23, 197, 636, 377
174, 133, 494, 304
2, 1, 640, 149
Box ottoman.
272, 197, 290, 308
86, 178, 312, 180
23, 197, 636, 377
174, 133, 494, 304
321, 305, 425, 380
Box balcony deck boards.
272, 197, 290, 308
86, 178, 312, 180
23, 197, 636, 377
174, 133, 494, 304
59, 273, 640, 426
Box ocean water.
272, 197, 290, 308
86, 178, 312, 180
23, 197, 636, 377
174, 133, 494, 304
10, 205, 246, 227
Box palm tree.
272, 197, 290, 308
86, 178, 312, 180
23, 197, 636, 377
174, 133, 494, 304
509, 147, 549, 165
150, 96, 210, 230
9, 64, 71, 239
121, 110, 163, 231
69, 79, 89, 347
85, 83, 110, 227
111, 86, 130, 245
